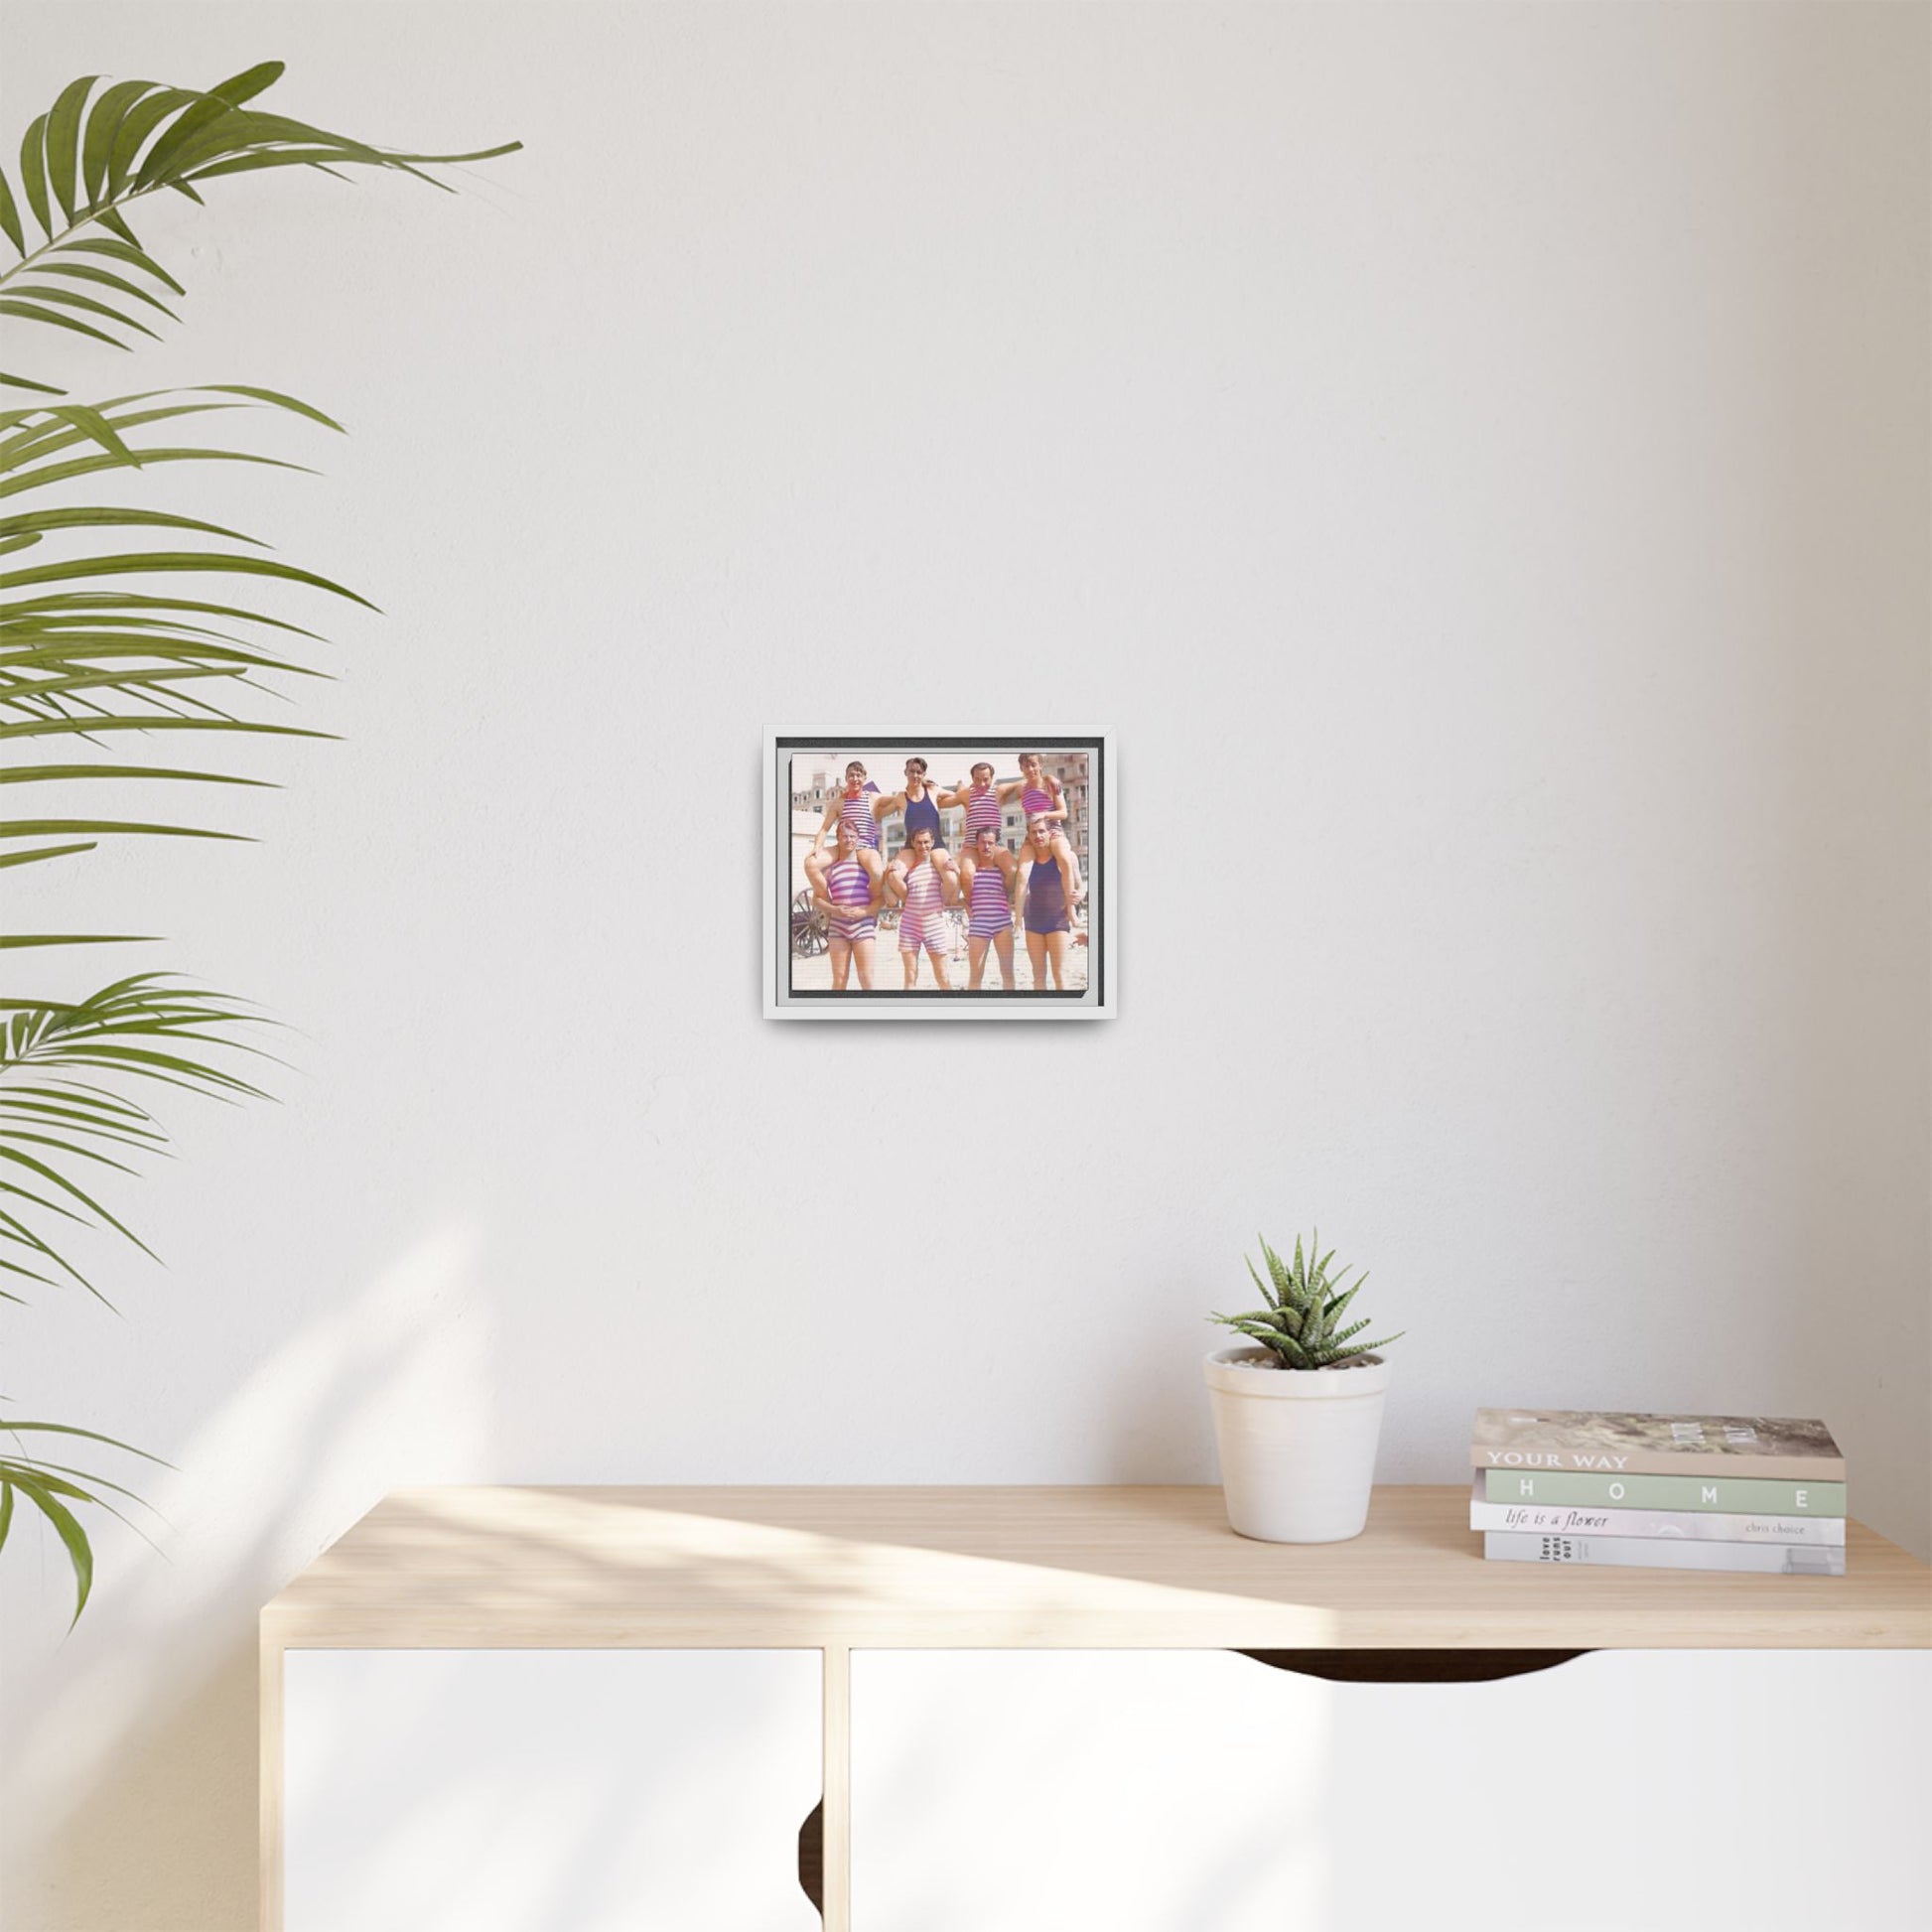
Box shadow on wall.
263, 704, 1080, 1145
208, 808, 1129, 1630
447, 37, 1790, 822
4, 1223, 489, 1932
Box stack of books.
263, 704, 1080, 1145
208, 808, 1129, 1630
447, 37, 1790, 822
1469, 1408, 1846, 1577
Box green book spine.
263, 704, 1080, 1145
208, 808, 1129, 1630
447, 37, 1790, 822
1481, 1468, 1847, 1516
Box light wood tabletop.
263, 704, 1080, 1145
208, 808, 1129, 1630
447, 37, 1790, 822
259, 1484, 1932, 1929
261, 1483, 1932, 1651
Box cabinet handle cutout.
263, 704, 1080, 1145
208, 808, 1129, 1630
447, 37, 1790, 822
797, 1796, 824, 1917
1236, 1648, 1588, 1684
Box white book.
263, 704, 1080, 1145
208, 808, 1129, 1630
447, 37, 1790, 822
1484, 1531, 1845, 1577
1467, 1476, 1844, 1546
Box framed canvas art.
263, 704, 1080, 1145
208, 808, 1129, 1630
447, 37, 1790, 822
762, 730, 1116, 1020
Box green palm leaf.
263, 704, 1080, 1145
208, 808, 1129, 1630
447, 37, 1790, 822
18, 116, 53, 240
0, 548, 376, 605
5, 280, 160, 344
0, 506, 257, 544
0, 975, 269, 1294
0, 167, 24, 255
79, 81, 157, 207
1, 64, 518, 392
3, 1474, 92, 1621
30, 262, 180, 319
0, 841, 97, 870
0, 298, 126, 351
0, 932, 155, 949
0, 762, 276, 789
43, 76, 100, 226
0, 1418, 170, 1621
0, 387, 348, 946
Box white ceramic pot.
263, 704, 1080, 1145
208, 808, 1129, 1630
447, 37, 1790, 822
1203, 1346, 1392, 1543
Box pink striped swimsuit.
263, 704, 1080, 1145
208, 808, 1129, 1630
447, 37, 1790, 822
838, 783, 881, 848
897, 860, 948, 953
968, 860, 1012, 937
1021, 780, 1060, 824
826, 855, 876, 940
963, 785, 1003, 837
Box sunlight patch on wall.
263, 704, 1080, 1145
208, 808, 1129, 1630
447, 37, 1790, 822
6, 1219, 491, 1866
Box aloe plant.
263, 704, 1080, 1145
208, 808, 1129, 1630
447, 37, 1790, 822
0, 62, 516, 1619
1211, 1232, 1404, 1370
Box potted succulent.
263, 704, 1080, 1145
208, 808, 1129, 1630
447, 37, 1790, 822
1204, 1233, 1403, 1544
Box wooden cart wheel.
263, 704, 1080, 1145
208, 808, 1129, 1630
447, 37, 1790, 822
790, 890, 829, 957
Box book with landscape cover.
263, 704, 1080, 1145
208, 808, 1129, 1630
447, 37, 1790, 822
1466, 1478, 1845, 1546
1470, 1408, 1843, 1480
1484, 1531, 1845, 1577
1481, 1469, 1846, 1514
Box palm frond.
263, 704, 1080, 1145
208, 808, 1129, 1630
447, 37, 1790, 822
0, 1416, 170, 1623
0, 385, 349, 944
0, 975, 270, 1303
0, 64, 518, 392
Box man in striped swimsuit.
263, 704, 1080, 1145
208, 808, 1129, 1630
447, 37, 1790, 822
1016, 752, 1081, 909
963, 823, 1021, 989
810, 759, 884, 858
804, 817, 884, 989
885, 826, 956, 989
941, 759, 1023, 920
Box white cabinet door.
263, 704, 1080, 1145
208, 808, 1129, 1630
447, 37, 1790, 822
285, 1648, 822, 1932
851, 1648, 1931, 1932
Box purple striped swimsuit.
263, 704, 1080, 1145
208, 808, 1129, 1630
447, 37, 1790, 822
963, 785, 1003, 837
1021, 781, 1059, 823
897, 861, 947, 953
839, 783, 881, 848
826, 855, 875, 940
968, 861, 1012, 938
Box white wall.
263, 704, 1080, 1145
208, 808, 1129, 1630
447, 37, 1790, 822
4, 3, 1927, 1926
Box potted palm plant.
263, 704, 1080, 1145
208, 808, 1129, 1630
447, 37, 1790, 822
1205, 1233, 1403, 1543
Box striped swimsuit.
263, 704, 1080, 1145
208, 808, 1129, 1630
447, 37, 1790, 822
1021, 780, 1060, 826
968, 860, 1012, 937
838, 783, 881, 849
963, 784, 1003, 838
826, 855, 876, 941
897, 860, 948, 953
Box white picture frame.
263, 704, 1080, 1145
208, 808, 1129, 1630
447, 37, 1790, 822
762, 729, 1117, 1021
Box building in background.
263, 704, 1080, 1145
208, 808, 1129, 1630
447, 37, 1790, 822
790, 766, 838, 816
1040, 751, 1090, 876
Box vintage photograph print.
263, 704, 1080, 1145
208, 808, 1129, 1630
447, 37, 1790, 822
763, 732, 1115, 1019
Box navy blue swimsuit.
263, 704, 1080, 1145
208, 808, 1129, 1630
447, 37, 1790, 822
902, 786, 943, 847
1025, 856, 1069, 934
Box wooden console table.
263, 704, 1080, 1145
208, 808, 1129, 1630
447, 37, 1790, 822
260, 1484, 1932, 1931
